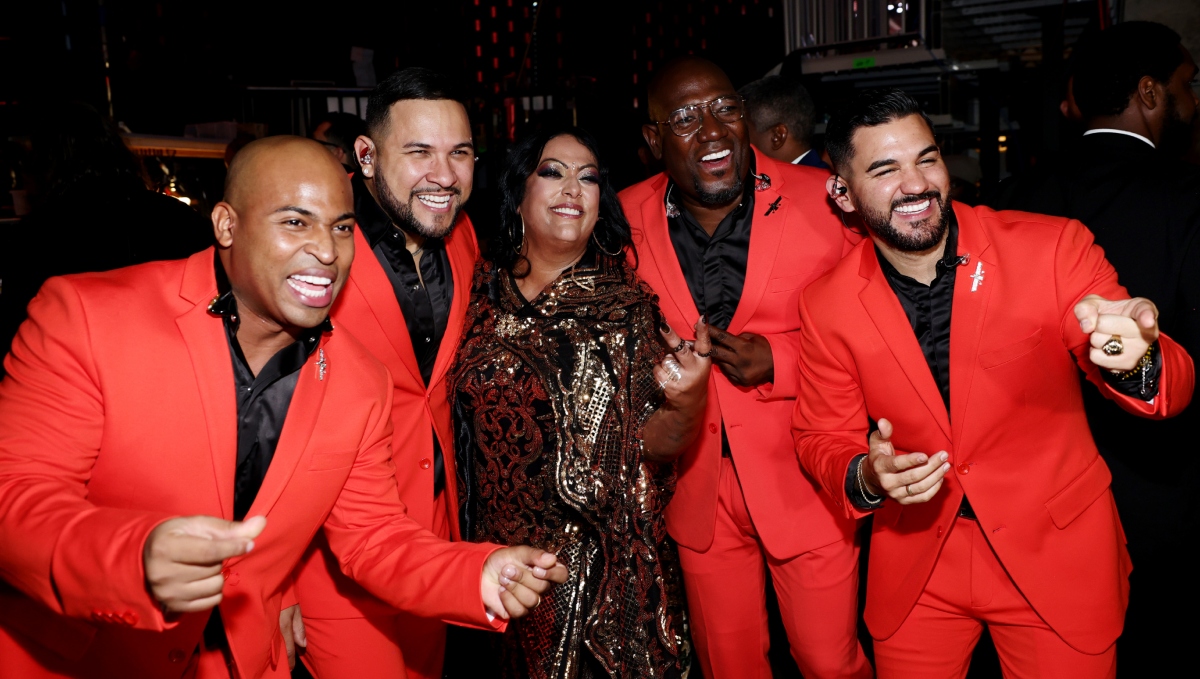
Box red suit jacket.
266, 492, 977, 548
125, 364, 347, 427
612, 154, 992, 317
619, 149, 858, 559
0, 250, 497, 678
792, 204, 1195, 653
291, 213, 478, 620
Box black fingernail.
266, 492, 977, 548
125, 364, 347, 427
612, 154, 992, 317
699, 315, 707, 325
659, 322, 671, 334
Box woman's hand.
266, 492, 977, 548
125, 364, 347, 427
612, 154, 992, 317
643, 318, 713, 463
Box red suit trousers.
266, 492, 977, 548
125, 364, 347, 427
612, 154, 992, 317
873, 516, 1117, 679
301, 492, 452, 679
676, 457, 871, 679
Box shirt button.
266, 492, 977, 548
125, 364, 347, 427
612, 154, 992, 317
169, 649, 188, 663
412, 284, 420, 290
419, 458, 432, 469
424, 337, 432, 343
708, 423, 718, 434
957, 463, 971, 475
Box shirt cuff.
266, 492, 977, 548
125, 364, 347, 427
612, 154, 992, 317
1100, 341, 1161, 401
844, 454, 884, 511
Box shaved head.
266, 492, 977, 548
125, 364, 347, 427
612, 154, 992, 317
212, 135, 357, 337
646, 56, 734, 122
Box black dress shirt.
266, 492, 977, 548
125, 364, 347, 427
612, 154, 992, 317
666, 168, 756, 459
846, 213, 1160, 511
353, 173, 449, 494
204, 258, 327, 651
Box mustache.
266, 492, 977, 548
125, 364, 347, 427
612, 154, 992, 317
891, 191, 942, 210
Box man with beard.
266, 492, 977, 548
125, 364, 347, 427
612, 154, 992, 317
289, 69, 480, 679
619, 56, 870, 679
793, 88, 1194, 677
988, 23, 1200, 672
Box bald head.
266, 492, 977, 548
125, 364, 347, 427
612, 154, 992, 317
212, 135, 357, 337
647, 56, 734, 122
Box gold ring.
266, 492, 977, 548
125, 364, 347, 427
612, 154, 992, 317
1102, 335, 1124, 356
905, 484, 914, 497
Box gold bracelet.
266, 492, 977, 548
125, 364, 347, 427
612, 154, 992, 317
1112, 343, 1156, 381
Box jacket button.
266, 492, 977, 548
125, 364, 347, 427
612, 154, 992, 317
419, 458, 431, 469
957, 463, 971, 475
168, 648, 187, 663
708, 423, 718, 434
122, 611, 138, 626
91, 610, 103, 622
225, 570, 240, 586
937, 526, 944, 538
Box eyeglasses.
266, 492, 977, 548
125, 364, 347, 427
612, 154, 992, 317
654, 95, 746, 137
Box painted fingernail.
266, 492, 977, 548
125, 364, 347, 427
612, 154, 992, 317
659, 322, 671, 334
499, 576, 511, 586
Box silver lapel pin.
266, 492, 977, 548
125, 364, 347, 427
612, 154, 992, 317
317, 348, 327, 380
970, 261, 985, 292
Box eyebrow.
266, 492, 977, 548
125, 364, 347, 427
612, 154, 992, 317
274, 206, 315, 217
335, 212, 356, 222
540, 157, 599, 171
865, 144, 940, 173
403, 141, 476, 150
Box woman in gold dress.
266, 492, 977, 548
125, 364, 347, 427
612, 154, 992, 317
450, 127, 711, 678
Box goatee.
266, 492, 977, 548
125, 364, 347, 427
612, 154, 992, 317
375, 170, 463, 240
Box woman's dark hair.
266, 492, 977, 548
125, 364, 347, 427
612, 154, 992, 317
492, 126, 634, 276
825, 88, 935, 172
25, 101, 147, 203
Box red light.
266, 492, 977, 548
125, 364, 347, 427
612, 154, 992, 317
508, 20, 514, 31
493, 57, 500, 69
492, 32, 499, 43
477, 71, 484, 82
633, 73, 638, 84
647, 60, 653, 71
646, 37, 652, 47
490, 7, 496, 17
646, 12, 651, 22
509, 46, 516, 57
475, 45, 482, 57
474, 19, 481, 31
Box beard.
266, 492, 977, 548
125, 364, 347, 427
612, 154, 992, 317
859, 191, 952, 252
690, 151, 747, 206
375, 170, 464, 240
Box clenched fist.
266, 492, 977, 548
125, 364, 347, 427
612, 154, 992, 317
143, 515, 266, 614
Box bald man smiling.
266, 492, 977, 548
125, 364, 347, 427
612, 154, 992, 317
0, 136, 566, 679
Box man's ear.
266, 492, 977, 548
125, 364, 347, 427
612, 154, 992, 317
354, 135, 377, 177
825, 175, 856, 213
642, 124, 664, 161
770, 123, 790, 151
1134, 74, 1166, 112
212, 202, 236, 248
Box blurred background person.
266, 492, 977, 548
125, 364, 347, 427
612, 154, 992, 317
988, 21, 1200, 674
0, 101, 211, 365
450, 126, 709, 679
311, 111, 366, 173
739, 74, 829, 170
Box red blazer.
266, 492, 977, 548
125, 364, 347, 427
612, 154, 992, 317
793, 205, 1194, 653
0, 250, 497, 679
619, 149, 858, 559
291, 212, 479, 619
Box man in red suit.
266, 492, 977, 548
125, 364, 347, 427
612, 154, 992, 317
0, 137, 565, 679
620, 56, 870, 679
793, 89, 1194, 678
287, 68, 481, 679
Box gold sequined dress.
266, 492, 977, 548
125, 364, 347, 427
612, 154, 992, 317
450, 252, 692, 679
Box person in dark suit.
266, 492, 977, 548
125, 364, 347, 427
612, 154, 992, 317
988, 21, 1200, 675
740, 75, 831, 170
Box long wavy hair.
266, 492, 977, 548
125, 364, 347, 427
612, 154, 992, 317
491, 126, 634, 276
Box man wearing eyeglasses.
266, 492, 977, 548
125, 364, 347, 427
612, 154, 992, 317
619, 56, 871, 679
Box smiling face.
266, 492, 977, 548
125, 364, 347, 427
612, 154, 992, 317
357, 98, 474, 240
518, 134, 601, 258
215, 137, 356, 334
643, 60, 750, 207
832, 114, 952, 253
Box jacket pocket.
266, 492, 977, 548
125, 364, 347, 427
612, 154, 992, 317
307, 449, 357, 471
766, 273, 810, 292
979, 329, 1043, 369
1045, 455, 1112, 529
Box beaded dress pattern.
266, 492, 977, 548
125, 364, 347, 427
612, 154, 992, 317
451, 252, 691, 679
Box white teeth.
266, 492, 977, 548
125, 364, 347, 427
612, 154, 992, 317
552, 207, 581, 216
702, 149, 731, 161
290, 274, 332, 285
894, 199, 931, 214
417, 194, 452, 207
287, 279, 328, 298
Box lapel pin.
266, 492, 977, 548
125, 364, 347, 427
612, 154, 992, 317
317, 348, 327, 380
970, 261, 985, 292
764, 196, 782, 216
753, 172, 772, 191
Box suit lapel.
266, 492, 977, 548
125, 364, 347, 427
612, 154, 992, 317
429, 216, 476, 390
347, 227, 424, 385
175, 251, 237, 519
857, 247, 953, 440
948, 205, 995, 445
728, 153, 787, 334
638, 178, 702, 327
246, 334, 330, 519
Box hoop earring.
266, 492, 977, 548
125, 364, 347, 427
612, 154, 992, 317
591, 221, 623, 257
510, 216, 526, 256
